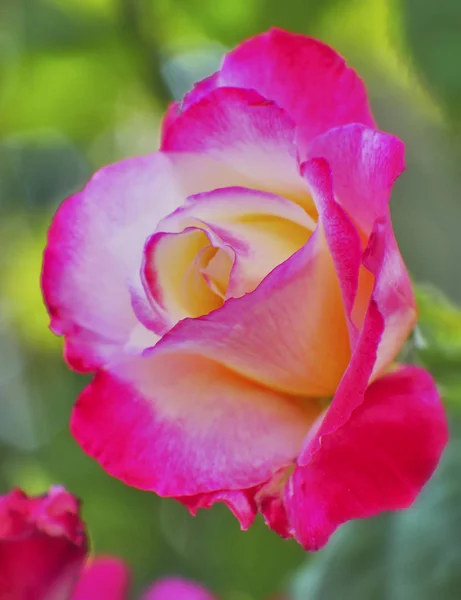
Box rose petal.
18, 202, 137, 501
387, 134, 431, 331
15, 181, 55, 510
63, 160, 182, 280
41, 153, 183, 371
301, 158, 362, 339
155, 186, 314, 302
255, 160, 419, 543
162, 87, 313, 212
182, 73, 220, 111
142, 578, 215, 600
365, 215, 417, 379
286, 366, 448, 550
302, 157, 416, 373
71, 353, 319, 497
295, 185, 390, 455
219, 28, 375, 146
304, 124, 406, 235
71, 557, 130, 600
155, 217, 351, 397
160, 101, 181, 144
179, 488, 257, 531
41, 149, 262, 371
0, 487, 87, 600
143, 228, 224, 331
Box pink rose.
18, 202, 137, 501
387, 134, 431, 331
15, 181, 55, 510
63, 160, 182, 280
42, 29, 448, 549
0, 487, 218, 600
71, 558, 216, 600
0, 487, 87, 600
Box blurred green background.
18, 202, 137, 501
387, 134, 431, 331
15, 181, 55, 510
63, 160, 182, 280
2, 0, 461, 598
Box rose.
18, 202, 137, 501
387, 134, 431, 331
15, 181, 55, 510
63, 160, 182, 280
73, 558, 283, 599
0, 487, 219, 600
0, 487, 87, 599
72, 559, 216, 600
42, 28, 448, 550
141, 577, 216, 600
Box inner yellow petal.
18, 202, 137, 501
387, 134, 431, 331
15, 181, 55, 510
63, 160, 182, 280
201, 248, 233, 299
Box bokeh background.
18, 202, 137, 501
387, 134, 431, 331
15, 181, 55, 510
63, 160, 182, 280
1, 0, 461, 598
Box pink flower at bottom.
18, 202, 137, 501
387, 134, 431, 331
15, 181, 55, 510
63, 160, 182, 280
0, 487, 220, 600
0, 487, 87, 600
71, 558, 217, 600
42, 28, 448, 550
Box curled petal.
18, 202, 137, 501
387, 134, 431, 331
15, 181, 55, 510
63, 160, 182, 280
302, 157, 416, 381
143, 228, 225, 331
286, 367, 448, 550
304, 124, 406, 235
179, 489, 257, 531
365, 215, 417, 379
302, 158, 362, 338
153, 186, 314, 305
155, 222, 351, 397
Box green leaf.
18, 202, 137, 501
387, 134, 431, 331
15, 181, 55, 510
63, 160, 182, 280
291, 414, 461, 600
21, 0, 111, 53
413, 285, 461, 406
0, 138, 89, 211
416, 285, 461, 353
163, 0, 340, 46
402, 0, 461, 126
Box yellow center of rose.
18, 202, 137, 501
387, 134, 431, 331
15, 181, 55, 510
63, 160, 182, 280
181, 238, 233, 317
146, 189, 316, 328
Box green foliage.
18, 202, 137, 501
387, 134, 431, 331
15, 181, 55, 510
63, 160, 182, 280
402, 0, 461, 128
415, 285, 461, 353
414, 285, 461, 406
20, 0, 111, 52
165, 0, 340, 46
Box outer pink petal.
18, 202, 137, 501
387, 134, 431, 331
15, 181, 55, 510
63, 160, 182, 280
260, 161, 419, 544
41, 153, 183, 371
42, 148, 263, 370
0, 487, 87, 600
71, 353, 318, 497
142, 578, 215, 600
365, 215, 417, 378
219, 28, 375, 145
301, 158, 362, 340
286, 366, 448, 550
160, 72, 221, 140
293, 167, 393, 455
161, 87, 312, 210
302, 158, 416, 376
305, 124, 406, 234
182, 73, 219, 111
178, 488, 257, 531
255, 468, 293, 539
71, 557, 130, 600
160, 102, 181, 144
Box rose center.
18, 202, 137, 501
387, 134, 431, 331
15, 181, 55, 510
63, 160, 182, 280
181, 242, 234, 317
